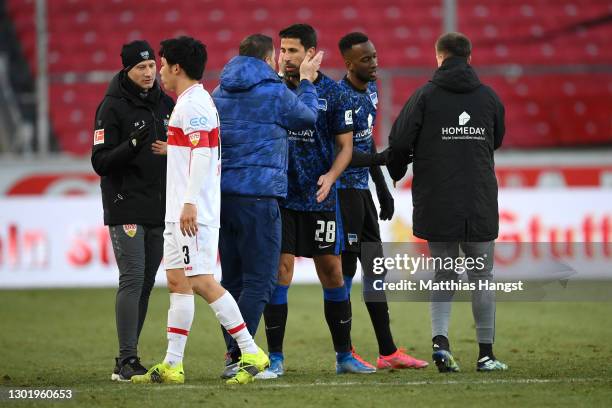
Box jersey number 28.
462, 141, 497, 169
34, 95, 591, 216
315, 220, 335, 243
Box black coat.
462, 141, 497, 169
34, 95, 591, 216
91, 71, 175, 226
387, 56, 505, 242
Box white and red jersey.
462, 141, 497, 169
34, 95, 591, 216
165, 83, 221, 227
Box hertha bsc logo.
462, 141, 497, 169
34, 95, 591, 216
123, 224, 137, 238
318, 98, 328, 111
189, 132, 200, 146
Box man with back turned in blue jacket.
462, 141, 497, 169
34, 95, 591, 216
212, 33, 322, 378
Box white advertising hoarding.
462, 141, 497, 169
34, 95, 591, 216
0, 189, 611, 288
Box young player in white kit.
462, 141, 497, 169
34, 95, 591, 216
131, 36, 269, 386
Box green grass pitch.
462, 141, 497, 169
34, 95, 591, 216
1, 285, 611, 407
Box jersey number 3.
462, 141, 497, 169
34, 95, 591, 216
182, 245, 190, 264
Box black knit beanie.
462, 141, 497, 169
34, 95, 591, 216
121, 40, 155, 71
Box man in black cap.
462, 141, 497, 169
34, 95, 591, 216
91, 40, 175, 381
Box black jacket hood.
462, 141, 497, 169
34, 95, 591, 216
431, 56, 481, 93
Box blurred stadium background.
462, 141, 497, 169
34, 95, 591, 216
0, 0, 610, 287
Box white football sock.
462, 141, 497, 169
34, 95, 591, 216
164, 293, 194, 368
209, 291, 258, 355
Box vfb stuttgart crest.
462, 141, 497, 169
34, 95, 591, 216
189, 132, 200, 147
123, 224, 137, 238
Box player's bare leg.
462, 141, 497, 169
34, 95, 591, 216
189, 274, 224, 302
277, 253, 295, 286
313, 254, 343, 288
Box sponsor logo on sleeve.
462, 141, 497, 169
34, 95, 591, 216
369, 92, 378, 107
123, 224, 137, 238
318, 98, 328, 111
93, 129, 105, 145
345, 109, 353, 125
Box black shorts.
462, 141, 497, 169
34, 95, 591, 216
280, 207, 343, 258
338, 188, 382, 254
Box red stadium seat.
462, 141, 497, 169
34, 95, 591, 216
6, 0, 612, 153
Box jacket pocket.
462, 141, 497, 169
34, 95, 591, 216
268, 200, 280, 221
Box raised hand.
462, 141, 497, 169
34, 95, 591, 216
299, 50, 324, 83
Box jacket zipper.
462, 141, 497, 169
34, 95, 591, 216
150, 108, 164, 213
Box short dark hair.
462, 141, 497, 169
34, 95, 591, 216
159, 36, 207, 80
239, 34, 274, 60
279, 23, 317, 50
435, 32, 472, 58
338, 32, 369, 56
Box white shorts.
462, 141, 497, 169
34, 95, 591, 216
163, 222, 218, 276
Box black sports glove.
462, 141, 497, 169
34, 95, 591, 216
129, 123, 151, 149
386, 147, 414, 182
374, 147, 390, 166
370, 164, 394, 221
376, 182, 394, 221
350, 147, 389, 168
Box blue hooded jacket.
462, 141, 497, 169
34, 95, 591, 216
212, 56, 318, 198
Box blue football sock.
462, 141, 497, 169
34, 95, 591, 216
323, 286, 348, 302
270, 284, 289, 305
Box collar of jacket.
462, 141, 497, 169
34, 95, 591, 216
431, 56, 481, 93
110, 70, 161, 108
219, 56, 280, 92
440, 55, 469, 68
